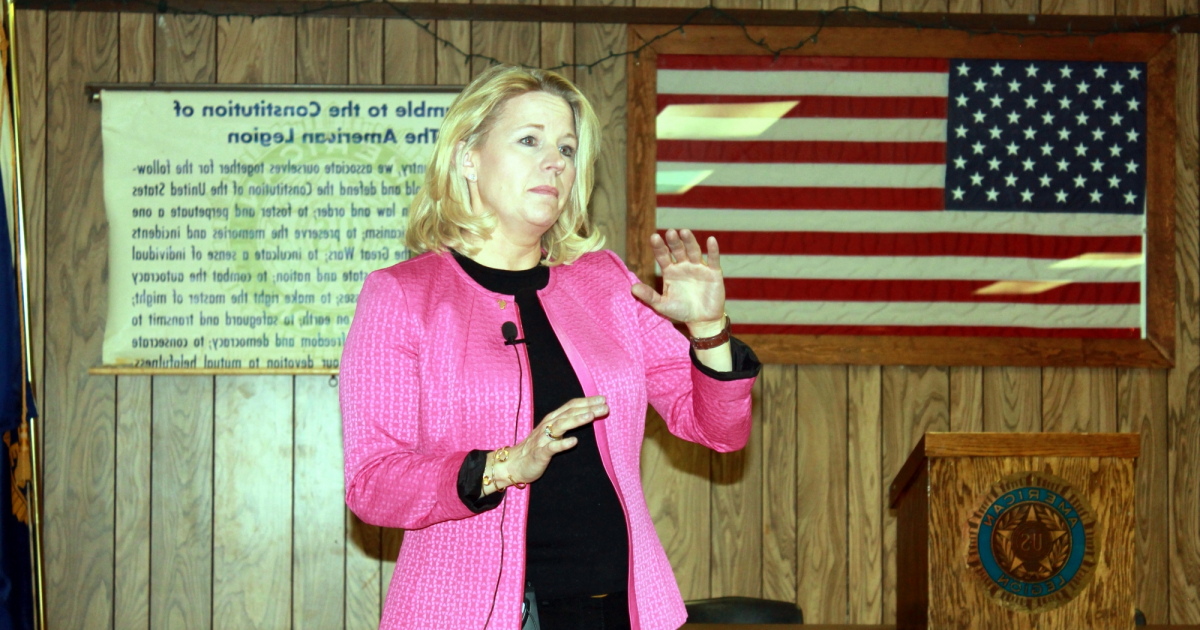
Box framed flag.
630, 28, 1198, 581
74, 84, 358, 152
626, 26, 1177, 367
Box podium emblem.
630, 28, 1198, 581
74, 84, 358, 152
966, 472, 1098, 613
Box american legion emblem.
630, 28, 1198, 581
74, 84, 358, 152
966, 472, 1098, 613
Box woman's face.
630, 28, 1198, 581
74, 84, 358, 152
465, 91, 578, 245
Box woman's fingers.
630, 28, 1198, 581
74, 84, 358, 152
649, 232, 674, 271
706, 236, 721, 270
664, 229, 689, 264
680, 229, 704, 263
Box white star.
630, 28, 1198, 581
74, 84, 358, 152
1093, 96, 1107, 110
1112, 82, 1125, 95
1055, 189, 1068, 202
1128, 97, 1140, 111
1022, 158, 1035, 171
1004, 173, 1018, 186
1108, 174, 1121, 188
1075, 143, 1088, 156
990, 94, 1004, 108
1077, 80, 1091, 94
1109, 144, 1123, 157
1006, 142, 1019, 155
1026, 64, 1039, 77
1023, 127, 1036, 140
1058, 128, 1072, 141
1095, 66, 1108, 79
1042, 80, 1056, 94
954, 156, 967, 169
988, 157, 1002, 170
972, 141, 986, 154
1124, 191, 1137, 204
1060, 66, 1073, 79
988, 126, 1002, 140
1039, 174, 1052, 187
1024, 95, 1037, 108
1007, 111, 1021, 124
1090, 189, 1102, 203
974, 79, 987, 92
1126, 128, 1140, 142
1020, 189, 1034, 202
973, 110, 986, 123
1091, 158, 1104, 172
954, 125, 968, 138
1125, 160, 1138, 173
1040, 142, 1054, 156
1075, 112, 1090, 125
970, 172, 984, 185
1074, 174, 1087, 188
1008, 79, 1022, 93
1056, 158, 1070, 171
1110, 112, 1124, 126
991, 63, 1005, 77
952, 186, 966, 200
955, 95, 969, 107
1092, 128, 1107, 141
957, 63, 970, 76
986, 188, 999, 201
1042, 112, 1055, 125
1128, 67, 1142, 80
1059, 96, 1073, 109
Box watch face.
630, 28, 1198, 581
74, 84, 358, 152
966, 471, 1098, 613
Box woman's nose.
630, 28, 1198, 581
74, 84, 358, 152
543, 147, 566, 173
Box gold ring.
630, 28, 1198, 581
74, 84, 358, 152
545, 424, 559, 440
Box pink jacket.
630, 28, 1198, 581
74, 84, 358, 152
340, 249, 755, 630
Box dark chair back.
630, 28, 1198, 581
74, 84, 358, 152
684, 596, 804, 624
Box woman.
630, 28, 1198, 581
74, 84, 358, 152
340, 65, 760, 630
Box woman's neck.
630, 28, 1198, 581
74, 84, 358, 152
462, 232, 542, 270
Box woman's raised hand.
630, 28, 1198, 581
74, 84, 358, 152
631, 229, 726, 334
489, 395, 608, 491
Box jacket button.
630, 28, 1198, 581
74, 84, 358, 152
498, 300, 507, 309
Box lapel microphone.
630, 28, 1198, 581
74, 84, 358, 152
502, 321, 527, 346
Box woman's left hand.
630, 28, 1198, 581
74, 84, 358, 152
631, 229, 725, 334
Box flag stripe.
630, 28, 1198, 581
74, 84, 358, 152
658, 70, 949, 97
656, 207, 1145, 236
716, 254, 1140, 282
731, 324, 1140, 339
657, 117, 948, 142
658, 187, 945, 210
656, 94, 949, 118
657, 140, 946, 165
657, 55, 952, 73
726, 299, 1138, 328
720, 278, 1140, 305
658, 229, 1142, 258
658, 161, 946, 188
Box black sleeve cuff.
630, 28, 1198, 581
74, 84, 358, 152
457, 449, 505, 514
689, 336, 762, 382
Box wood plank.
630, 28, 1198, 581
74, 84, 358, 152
880, 365, 948, 624
212, 376, 293, 630
298, 15, 349, 84
710, 377, 762, 597
576, 20, 627, 256
381, 524, 404, 606
795, 365, 847, 623
385, 14, 436, 85
345, 510, 383, 630
43, 10, 118, 628
1170, 26, 1200, 627
847, 365, 882, 624
541, 0, 575, 81
1120, 368, 1170, 623
470, 0, 538, 78
982, 366, 1041, 433
216, 17, 296, 83
114, 376, 150, 630
1043, 366, 1118, 433
980, 0, 1037, 11
759, 365, 797, 603
435, 0, 471, 87
15, 8, 46, 416
150, 376, 214, 630
922, 431, 1140, 459
642, 408, 711, 600
294, 376, 346, 630
349, 18, 384, 85
155, 14, 216, 83
949, 366, 982, 432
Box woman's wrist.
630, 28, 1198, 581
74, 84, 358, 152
480, 447, 524, 497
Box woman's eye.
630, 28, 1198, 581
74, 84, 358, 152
520, 136, 536, 146
560, 145, 576, 158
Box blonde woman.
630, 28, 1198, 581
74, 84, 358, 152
340, 65, 760, 630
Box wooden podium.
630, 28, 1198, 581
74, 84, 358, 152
889, 432, 1139, 630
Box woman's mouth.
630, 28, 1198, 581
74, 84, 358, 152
529, 185, 559, 198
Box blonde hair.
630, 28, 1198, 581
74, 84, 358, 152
404, 65, 604, 265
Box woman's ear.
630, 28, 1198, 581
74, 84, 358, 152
456, 140, 477, 182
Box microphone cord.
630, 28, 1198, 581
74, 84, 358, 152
483, 333, 524, 629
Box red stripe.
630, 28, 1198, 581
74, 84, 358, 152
657, 140, 945, 165
657, 55, 950, 73
658, 186, 945, 211
660, 230, 1142, 259
732, 324, 1140, 338
719, 278, 1140, 305
655, 94, 948, 119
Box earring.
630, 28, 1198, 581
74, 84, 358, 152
467, 173, 477, 182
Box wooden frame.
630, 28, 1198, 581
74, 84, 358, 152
627, 25, 1177, 367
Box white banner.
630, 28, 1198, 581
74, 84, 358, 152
101, 89, 456, 371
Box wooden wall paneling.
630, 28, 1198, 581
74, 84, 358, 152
1041, 0, 1114, 13
150, 376, 214, 630
155, 15, 215, 83
541, 0, 575, 82
114, 376, 150, 630
350, 19, 384, 86
982, 366, 1041, 432
1120, 367, 1170, 623
641, 406, 712, 600
879, 365, 948, 624
759, 365, 796, 603
949, 366, 982, 432
980, 0, 1038, 12
574, 19, 626, 256
216, 17, 296, 84
435, 0, 471, 87
212, 376, 294, 629
880, 0, 948, 13
294, 376, 347, 630
1043, 366, 1118, 433
384, 13, 436, 85
470, 0, 539, 78
710, 377, 763, 597
297, 15, 349, 84
847, 365, 881, 624
1170, 25, 1200, 627
15, 9, 46, 416
794, 365, 847, 623
44, 10, 119, 628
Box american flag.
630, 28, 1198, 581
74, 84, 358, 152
654, 55, 1148, 339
